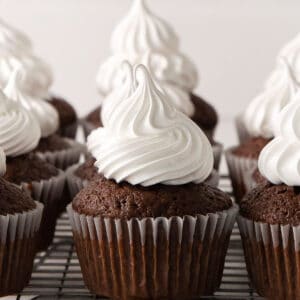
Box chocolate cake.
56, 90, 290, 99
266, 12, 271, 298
73, 174, 232, 219
35, 134, 71, 153
4, 153, 59, 185
84, 93, 218, 141
232, 137, 271, 159
74, 157, 97, 181
0, 178, 36, 215
240, 183, 300, 225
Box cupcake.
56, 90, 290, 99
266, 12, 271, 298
0, 17, 78, 138
3, 68, 83, 170
238, 91, 300, 299
0, 91, 66, 250
226, 60, 298, 202
68, 64, 237, 299
83, 0, 221, 169
0, 147, 43, 297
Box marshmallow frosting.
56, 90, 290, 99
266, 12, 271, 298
0, 90, 41, 157
88, 64, 213, 186
4, 69, 59, 137
96, 0, 197, 116
258, 90, 300, 186
243, 60, 297, 138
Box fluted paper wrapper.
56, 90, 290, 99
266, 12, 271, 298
68, 204, 237, 299
0, 202, 43, 297
235, 115, 251, 144
22, 171, 66, 251
238, 215, 300, 299
225, 148, 257, 203
67, 165, 220, 202
57, 121, 79, 139
81, 119, 97, 140
212, 142, 223, 171
36, 138, 85, 170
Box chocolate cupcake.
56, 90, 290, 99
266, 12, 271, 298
68, 64, 237, 299
0, 91, 66, 250
83, 0, 222, 168
0, 147, 43, 297
47, 96, 78, 139
4, 69, 84, 170
227, 59, 297, 202
238, 93, 300, 299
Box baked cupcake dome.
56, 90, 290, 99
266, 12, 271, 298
0, 148, 43, 296
69, 64, 237, 299
238, 91, 300, 299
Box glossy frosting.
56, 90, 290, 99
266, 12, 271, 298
258, 90, 300, 186
243, 60, 297, 138
96, 0, 197, 116
88, 64, 213, 186
0, 90, 41, 157
0, 147, 6, 176
4, 69, 59, 137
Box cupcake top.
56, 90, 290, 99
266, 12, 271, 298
0, 147, 36, 216
0, 90, 41, 157
243, 60, 297, 138
88, 63, 213, 186
96, 0, 197, 116
4, 68, 59, 137
0, 18, 53, 98
258, 90, 300, 186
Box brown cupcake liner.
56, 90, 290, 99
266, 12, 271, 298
80, 119, 97, 140
68, 204, 238, 299
225, 148, 257, 203
0, 202, 43, 297
237, 215, 300, 299
36, 138, 86, 170
22, 170, 66, 251
66, 164, 220, 202
235, 115, 251, 144
212, 142, 223, 171
57, 120, 79, 139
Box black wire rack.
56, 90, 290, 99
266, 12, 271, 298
15, 175, 264, 300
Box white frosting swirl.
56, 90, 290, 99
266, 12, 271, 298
258, 90, 300, 186
243, 60, 297, 138
96, 0, 198, 105
0, 90, 41, 157
0, 18, 32, 53
89, 64, 213, 186
4, 68, 59, 137
0, 147, 6, 176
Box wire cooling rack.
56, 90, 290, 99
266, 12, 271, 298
15, 175, 264, 300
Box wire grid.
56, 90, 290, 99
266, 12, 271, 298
16, 175, 264, 300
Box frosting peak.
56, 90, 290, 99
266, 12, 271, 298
258, 90, 300, 186
243, 60, 297, 138
4, 68, 59, 137
89, 64, 213, 186
0, 90, 41, 157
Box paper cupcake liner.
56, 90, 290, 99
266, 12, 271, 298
80, 119, 97, 140
66, 164, 220, 203
0, 202, 43, 297
235, 115, 251, 144
57, 121, 79, 139
212, 142, 223, 171
68, 204, 237, 299
36, 138, 86, 170
225, 148, 258, 203
237, 215, 300, 299
22, 170, 66, 251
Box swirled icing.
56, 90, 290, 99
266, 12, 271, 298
88, 64, 213, 186
0, 90, 41, 157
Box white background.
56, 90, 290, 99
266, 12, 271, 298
2, 0, 300, 146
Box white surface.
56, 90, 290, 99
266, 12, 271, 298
2, 0, 300, 147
